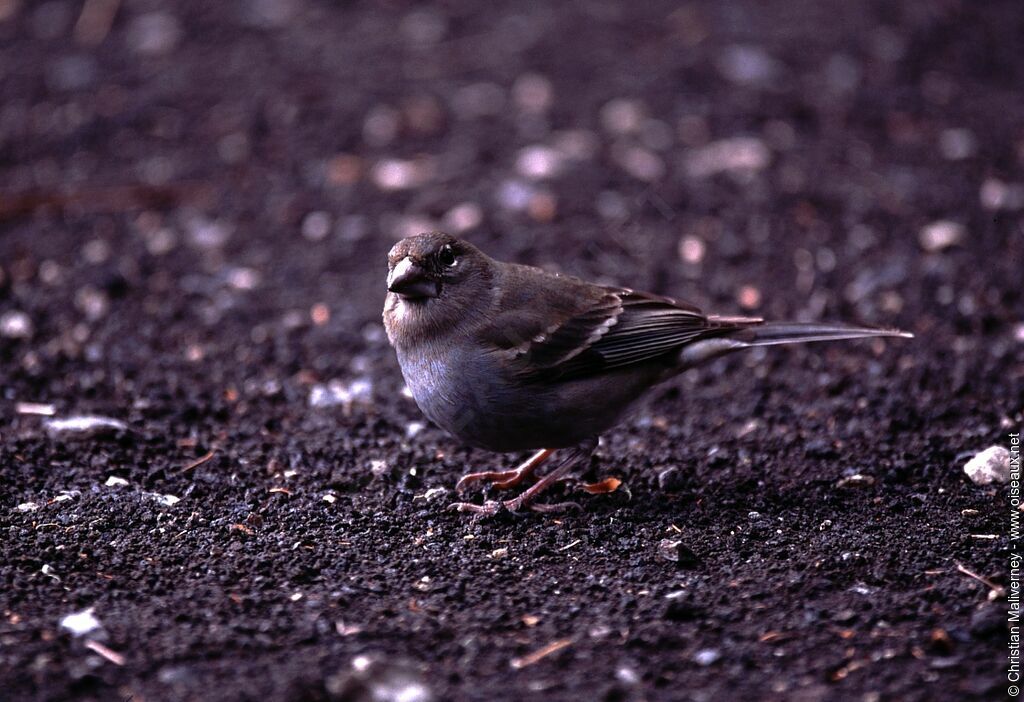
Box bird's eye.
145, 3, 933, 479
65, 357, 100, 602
438, 245, 457, 267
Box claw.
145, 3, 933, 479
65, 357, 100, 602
447, 500, 508, 516
455, 469, 521, 494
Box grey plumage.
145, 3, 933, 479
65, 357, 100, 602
382, 232, 911, 514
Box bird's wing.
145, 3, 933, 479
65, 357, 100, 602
483, 272, 753, 381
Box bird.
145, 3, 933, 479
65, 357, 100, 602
382, 232, 912, 515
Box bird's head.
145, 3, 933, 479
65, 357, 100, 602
386, 232, 489, 301
383, 233, 494, 344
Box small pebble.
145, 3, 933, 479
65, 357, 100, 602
416, 487, 448, 503
515, 145, 563, 180
302, 211, 332, 241
371, 159, 425, 191
309, 378, 373, 409
615, 667, 640, 685
980, 179, 1024, 211
685, 138, 770, 178
60, 607, 101, 636
104, 476, 129, 487
918, 220, 964, 252
836, 474, 875, 489
693, 648, 721, 666
45, 416, 127, 438
657, 539, 699, 566
1, 311, 34, 339
657, 466, 687, 492
963, 446, 1011, 485
716, 45, 780, 85
678, 235, 706, 264
737, 285, 762, 310
16, 402, 56, 416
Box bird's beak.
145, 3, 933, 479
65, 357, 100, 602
387, 257, 439, 299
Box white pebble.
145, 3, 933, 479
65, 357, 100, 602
693, 648, 721, 666
684, 138, 770, 178
104, 476, 129, 487
963, 446, 1011, 485
0, 310, 34, 339
678, 235, 706, 264
60, 607, 101, 636
17, 402, 56, 416
309, 378, 373, 408
515, 145, 563, 180
45, 416, 127, 436
980, 179, 1024, 211
371, 159, 424, 191
918, 220, 964, 252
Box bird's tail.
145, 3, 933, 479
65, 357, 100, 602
678, 318, 912, 368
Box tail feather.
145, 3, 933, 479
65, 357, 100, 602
678, 321, 912, 369
728, 322, 913, 347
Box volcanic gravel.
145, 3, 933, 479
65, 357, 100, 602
1, 1, 1022, 700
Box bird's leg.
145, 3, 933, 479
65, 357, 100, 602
454, 448, 554, 493
449, 440, 597, 515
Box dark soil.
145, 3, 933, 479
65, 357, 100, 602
1, 1, 1021, 700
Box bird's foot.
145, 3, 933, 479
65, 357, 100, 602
454, 448, 554, 493
448, 440, 597, 517
446, 498, 582, 516
455, 469, 526, 493
447, 499, 508, 516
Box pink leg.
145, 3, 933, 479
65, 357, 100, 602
455, 449, 554, 493
449, 440, 597, 516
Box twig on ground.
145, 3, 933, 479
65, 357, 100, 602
510, 638, 573, 669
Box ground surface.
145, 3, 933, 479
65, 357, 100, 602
1, 1, 1022, 700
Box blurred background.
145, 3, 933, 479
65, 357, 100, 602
1, 1, 1022, 700
2, 0, 1021, 365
